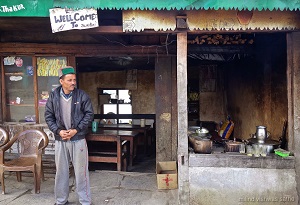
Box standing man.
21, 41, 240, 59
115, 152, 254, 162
45, 66, 94, 205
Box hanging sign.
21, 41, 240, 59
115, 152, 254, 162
49, 8, 98, 33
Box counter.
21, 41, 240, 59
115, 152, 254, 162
188, 152, 297, 205
189, 152, 295, 169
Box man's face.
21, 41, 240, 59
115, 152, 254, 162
60, 74, 76, 94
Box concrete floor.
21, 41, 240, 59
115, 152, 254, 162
0, 170, 178, 205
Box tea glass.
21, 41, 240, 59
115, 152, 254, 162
246, 145, 253, 156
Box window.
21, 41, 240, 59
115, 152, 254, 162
100, 89, 132, 124
3, 56, 35, 122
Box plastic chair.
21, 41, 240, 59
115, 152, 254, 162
0, 128, 9, 148
0, 129, 49, 194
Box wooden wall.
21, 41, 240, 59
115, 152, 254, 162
187, 33, 288, 141
226, 33, 287, 140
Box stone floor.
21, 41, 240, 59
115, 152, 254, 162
0, 170, 178, 205
0, 152, 178, 205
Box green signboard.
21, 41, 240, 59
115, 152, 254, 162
0, 0, 53, 17
0, 0, 299, 17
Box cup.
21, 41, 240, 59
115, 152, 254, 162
239, 143, 246, 154
92, 121, 99, 132
252, 144, 260, 157
246, 145, 253, 156
260, 145, 268, 157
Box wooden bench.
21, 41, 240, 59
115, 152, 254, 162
86, 134, 128, 171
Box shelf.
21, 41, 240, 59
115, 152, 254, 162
7, 104, 34, 106
5, 72, 24, 76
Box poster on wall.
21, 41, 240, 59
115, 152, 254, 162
49, 8, 98, 33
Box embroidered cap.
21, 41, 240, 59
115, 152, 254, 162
58, 66, 76, 78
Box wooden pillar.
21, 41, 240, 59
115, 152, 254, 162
177, 32, 189, 205
155, 56, 177, 162
287, 32, 300, 201
1, 56, 5, 123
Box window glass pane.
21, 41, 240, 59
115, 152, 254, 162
118, 90, 131, 103
103, 104, 117, 124
103, 90, 117, 99
4, 56, 35, 122
118, 104, 132, 123
37, 56, 67, 123
100, 89, 132, 124
103, 104, 117, 114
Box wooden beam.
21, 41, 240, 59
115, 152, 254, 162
155, 56, 173, 162
1, 56, 5, 123
94, 114, 155, 119
177, 32, 189, 205
33, 57, 38, 123
0, 42, 172, 56
287, 31, 300, 205
76, 26, 123, 34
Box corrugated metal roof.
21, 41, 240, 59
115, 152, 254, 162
54, 0, 300, 11
1, 0, 299, 17
123, 10, 300, 32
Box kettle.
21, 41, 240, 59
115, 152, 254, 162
256, 126, 268, 143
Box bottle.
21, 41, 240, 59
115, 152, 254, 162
140, 119, 145, 127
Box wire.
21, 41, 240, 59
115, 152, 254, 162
98, 34, 176, 56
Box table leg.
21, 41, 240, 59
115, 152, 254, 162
129, 138, 133, 167
144, 131, 148, 155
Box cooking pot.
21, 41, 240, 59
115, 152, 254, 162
196, 127, 209, 137
189, 135, 212, 154
249, 138, 280, 154
225, 140, 243, 152
188, 126, 200, 135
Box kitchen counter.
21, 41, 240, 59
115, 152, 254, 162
188, 150, 297, 205
189, 152, 295, 169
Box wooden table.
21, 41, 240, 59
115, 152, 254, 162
86, 130, 140, 166
98, 124, 151, 154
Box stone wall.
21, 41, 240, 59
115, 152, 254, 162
189, 167, 297, 205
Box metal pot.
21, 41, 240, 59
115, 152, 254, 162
225, 140, 243, 152
252, 142, 280, 154
255, 126, 270, 143
248, 138, 280, 151
191, 136, 212, 154
196, 127, 209, 137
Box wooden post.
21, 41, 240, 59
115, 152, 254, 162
0, 56, 4, 123
155, 57, 174, 161
177, 32, 189, 205
33, 57, 39, 123
287, 31, 300, 201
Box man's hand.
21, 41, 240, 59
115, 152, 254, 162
59, 129, 78, 140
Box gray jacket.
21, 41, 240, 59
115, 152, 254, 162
44, 86, 94, 141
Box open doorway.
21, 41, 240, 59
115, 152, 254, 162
76, 56, 157, 173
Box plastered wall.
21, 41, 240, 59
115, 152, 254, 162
78, 70, 155, 114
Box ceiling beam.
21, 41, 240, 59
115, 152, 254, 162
0, 42, 175, 56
